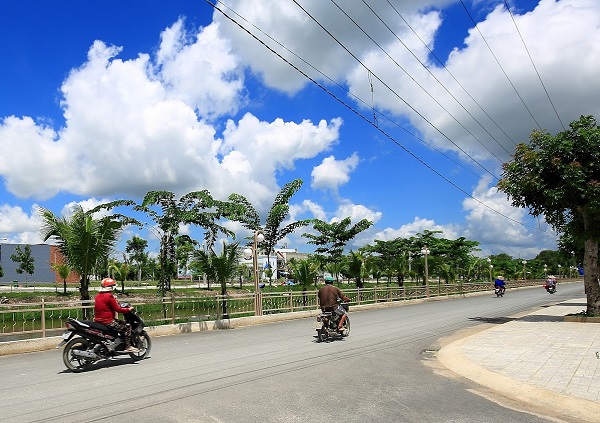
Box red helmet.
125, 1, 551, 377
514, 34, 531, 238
101, 278, 116, 288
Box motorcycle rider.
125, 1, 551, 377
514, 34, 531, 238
494, 275, 506, 294
94, 278, 139, 353
318, 277, 350, 332
546, 275, 557, 290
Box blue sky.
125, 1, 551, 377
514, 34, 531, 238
0, 0, 598, 260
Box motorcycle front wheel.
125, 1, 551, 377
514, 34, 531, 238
63, 337, 96, 372
130, 332, 152, 360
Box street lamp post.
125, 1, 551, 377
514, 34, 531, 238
487, 258, 492, 283
544, 264, 547, 279
522, 260, 527, 282
243, 231, 264, 316
557, 264, 562, 278
421, 246, 430, 298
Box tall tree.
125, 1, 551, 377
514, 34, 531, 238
229, 179, 311, 278
125, 235, 148, 282
39, 202, 136, 309
134, 190, 239, 295
302, 217, 373, 265
10, 245, 35, 283
498, 115, 600, 314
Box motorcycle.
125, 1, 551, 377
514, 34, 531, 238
314, 301, 350, 342
494, 286, 505, 297
58, 303, 151, 371
544, 283, 557, 294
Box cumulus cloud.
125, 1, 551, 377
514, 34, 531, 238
311, 153, 359, 192
462, 178, 558, 257
0, 204, 44, 244
217, 0, 600, 164
0, 20, 341, 216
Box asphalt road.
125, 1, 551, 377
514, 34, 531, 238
0, 283, 584, 423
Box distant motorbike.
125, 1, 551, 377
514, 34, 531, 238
544, 283, 557, 294
58, 303, 151, 371
494, 286, 505, 297
314, 301, 350, 342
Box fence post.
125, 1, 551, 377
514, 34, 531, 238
171, 293, 175, 325
41, 298, 46, 338
289, 291, 293, 312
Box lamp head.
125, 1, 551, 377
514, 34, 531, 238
243, 248, 252, 260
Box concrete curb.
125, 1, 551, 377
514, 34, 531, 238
438, 327, 600, 423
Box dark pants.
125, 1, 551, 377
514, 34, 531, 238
106, 319, 132, 348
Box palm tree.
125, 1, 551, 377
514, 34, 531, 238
345, 251, 366, 288
134, 190, 238, 296
229, 179, 311, 279
288, 258, 320, 291
194, 241, 240, 318
109, 258, 131, 294
51, 262, 72, 294
39, 202, 136, 313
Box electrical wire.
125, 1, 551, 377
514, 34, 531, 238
206, 0, 490, 182
205, 0, 555, 235
383, 0, 518, 147
502, 0, 566, 131
354, 0, 513, 157
459, 0, 543, 130
292, 0, 500, 181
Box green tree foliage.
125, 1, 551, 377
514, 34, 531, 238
345, 251, 366, 288
126, 235, 148, 282
498, 115, 600, 314
134, 190, 239, 295
229, 179, 311, 277
51, 262, 72, 294
109, 257, 131, 294
39, 202, 136, 308
194, 241, 240, 317
288, 257, 320, 291
10, 244, 35, 283
302, 217, 373, 265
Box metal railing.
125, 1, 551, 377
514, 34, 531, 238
0, 279, 561, 340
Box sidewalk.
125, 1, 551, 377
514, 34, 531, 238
438, 298, 600, 423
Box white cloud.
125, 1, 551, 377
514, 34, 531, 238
462, 178, 558, 257
0, 204, 44, 244
311, 153, 359, 192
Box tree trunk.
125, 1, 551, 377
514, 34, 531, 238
80, 277, 91, 319
584, 237, 600, 315
582, 209, 600, 315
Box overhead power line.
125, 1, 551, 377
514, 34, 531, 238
292, 0, 499, 181
502, 0, 566, 131
459, 0, 543, 131
383, 0, 519, 147
205, 0, 554, 235
352, 0, 513, 158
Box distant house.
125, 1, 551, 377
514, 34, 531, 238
0, 242, 79, 284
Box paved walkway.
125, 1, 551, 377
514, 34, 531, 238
438, 298, 600, 422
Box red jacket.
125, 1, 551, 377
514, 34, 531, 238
94, 291, 130, 324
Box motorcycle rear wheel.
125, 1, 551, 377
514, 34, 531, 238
130, 332, 152, 360
317, 328, 328, 343
339, 317, 350, 337
63, 337, 95, 372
